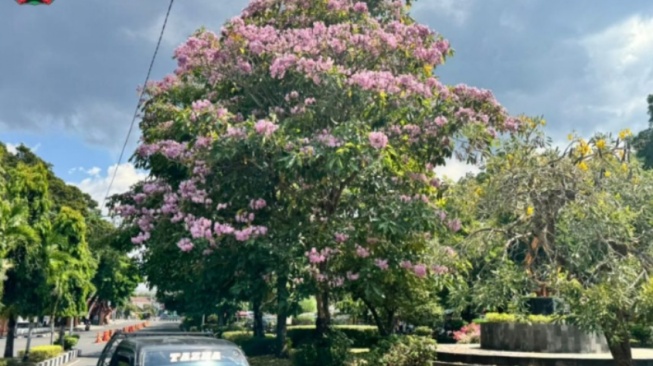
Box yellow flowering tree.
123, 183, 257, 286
447, 120, 653, 365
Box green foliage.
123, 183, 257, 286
222, 331, 278, 356
54, 335, 79, 350
481, 312, 554, 324
298, 297, 317, 314
292, 314, 315, 326
287, 325, 379, 348
364, 335, 437, 366
0, 360, 35, 366
413, 326, 433, 337
248, 356, 292, 366
483, 312, 518, 323
18, 345, 63, 362
630, 324, 653, 347
292, 329, 352, 366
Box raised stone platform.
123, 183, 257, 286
437, 344, 653, 366
480, 323, 609, 353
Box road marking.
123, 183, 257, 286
67, 360, 80, 366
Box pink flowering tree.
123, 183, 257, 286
112, 0, 521, 342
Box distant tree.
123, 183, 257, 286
631, 94, 653, 168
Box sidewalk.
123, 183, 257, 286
13, 319, 142, 339
0, 320, 150, 358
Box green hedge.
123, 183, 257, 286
481, 312, 555, 324
0, 359, 36, 366
287, 325, 379, 348
222, 331, 278, 356
18, 345, 63, 363
222, 325, 380, 356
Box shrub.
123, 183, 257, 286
292, 314, 315, 326
366, 335, 437, 366
222, 331, 278, 356
287, 325, 379, 348
299, 297, 317, 314
483, 313, 518, 323
631, 324, 653, 347
413, 326, 433, 337
55, 335, 79, 350
292, 329, 352, 366
482, 312, 555, 324
452, 323, 480, 344
0, 359, 36, 366
207, 314, 219, 324
18, 345, 63, 363
526, 314, 554, 324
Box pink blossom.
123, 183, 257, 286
352, 2, 368, 13
413, 264, 427, 278
249, 198, 267, 210
448, 219, 462, 233
131, 232, 150, 245
334, 232, 349, 243
254, 119, 279, 137
369, 131, 388, 149
356, 245, 370, 258
375, 258, 389, 270
432, 265, 449, 275
346, 271, 359, 281
177, 238, 194, 252
434, 116, 447, 127
225, 126, 247, 139
306, 248, 326, 263
400, 260, 413, 269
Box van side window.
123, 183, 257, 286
109, 349, 133, 366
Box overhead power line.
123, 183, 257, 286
100, 0, 175, 213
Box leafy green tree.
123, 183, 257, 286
113, 1, 519, 357
452, 121, 653, 365
46, 206, 97, 341
631, 94, 653, 168
1, 150, 52, 358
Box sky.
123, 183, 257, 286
2, 0, 653, 211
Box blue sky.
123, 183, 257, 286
2, 0, 653, 207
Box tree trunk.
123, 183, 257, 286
252, 299, 265, 338
315, 289, 331, 337
22, 320, 34, 362
3, 314, 17, 358
361, 298, 394, 336
275, 273, 289, 357
50, 314, 55, 344
606, 329, 633, 366
59, 318, 66, 348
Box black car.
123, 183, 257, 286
97, 332, 249, 366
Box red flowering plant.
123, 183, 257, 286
452, 323, 481, 344
111, 0, 521, 336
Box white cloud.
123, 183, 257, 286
435, 158, 480, 181
414, 0, 473, 26
5, 142, 40, 155
6, 143, 17, 154
86, 166, 101, 177
579, 14, 653, 133
70, 162, 147, 215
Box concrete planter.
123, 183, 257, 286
36, 349, 79, 366
480, 322, 610, 353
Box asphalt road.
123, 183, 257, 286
75, 321, 181, 366
0, 320, 174, 365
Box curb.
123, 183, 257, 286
36, 349, 79, 366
